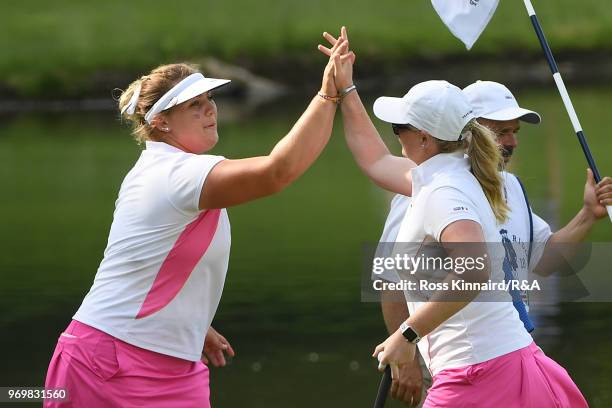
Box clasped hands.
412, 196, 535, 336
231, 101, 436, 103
317, 26, 356, 102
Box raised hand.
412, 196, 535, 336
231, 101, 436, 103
318, 26, 356, 94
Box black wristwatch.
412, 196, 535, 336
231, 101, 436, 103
399, 322, 421, 344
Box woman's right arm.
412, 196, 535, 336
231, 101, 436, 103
200, 38, 349, 210
320, 28, 415, 196
341, 92, 415, 196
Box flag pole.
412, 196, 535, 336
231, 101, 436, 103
522, 0, 612, 222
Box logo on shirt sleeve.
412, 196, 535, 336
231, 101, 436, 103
452, 206, 470, 212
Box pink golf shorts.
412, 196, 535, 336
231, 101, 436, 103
423, 342, 588, 407
44, 320, 210, 407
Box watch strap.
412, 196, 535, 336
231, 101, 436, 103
399, 322, 421, 344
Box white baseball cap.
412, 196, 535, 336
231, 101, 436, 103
373, 80, 475, 142
463, 81, 541, 124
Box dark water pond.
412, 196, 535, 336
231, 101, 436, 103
1, 88, 611, 407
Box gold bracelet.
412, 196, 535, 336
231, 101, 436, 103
317, 92, 341, 104
318, 85, 357, 105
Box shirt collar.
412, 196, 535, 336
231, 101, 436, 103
145, 140, 185, 153
411, 151, 469, 195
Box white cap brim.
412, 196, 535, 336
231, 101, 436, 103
482, 106, 541, 124
373, 97, 412, 124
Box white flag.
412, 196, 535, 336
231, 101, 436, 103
431, 0, 499, 50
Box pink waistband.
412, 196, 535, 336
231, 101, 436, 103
45, 320, 210, 407
65, 320, 197, 371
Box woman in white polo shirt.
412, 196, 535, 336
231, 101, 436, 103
365, 81, 587, 407
44, 35, 356, 407
320, 29, 587, 406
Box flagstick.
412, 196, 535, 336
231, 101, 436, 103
522, 0, 612, 222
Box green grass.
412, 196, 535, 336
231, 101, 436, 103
3, 0, 612, 96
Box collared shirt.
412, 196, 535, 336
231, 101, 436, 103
74, 141, 230, 361
394, 152, 532, 376
374, 172, 551, 285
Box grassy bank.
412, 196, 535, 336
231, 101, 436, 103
3, 0, 612, 98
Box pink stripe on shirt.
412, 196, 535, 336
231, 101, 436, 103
136, 209, 221, 319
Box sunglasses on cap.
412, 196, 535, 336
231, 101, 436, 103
391, 123, 419, 136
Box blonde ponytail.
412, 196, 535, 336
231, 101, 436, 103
433, 120, 508, 224
118, 77, 149, 143
465, 120, 508, 223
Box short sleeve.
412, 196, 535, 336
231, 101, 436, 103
423, 187, 482, 241
166, 154, 225, 214
529, 210, 552, 269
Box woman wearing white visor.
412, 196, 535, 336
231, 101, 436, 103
44, 34, 355, 407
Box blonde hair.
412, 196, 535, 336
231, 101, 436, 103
118, 63, 199, 143
433, 120, 509, 224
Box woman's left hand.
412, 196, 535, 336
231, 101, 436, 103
318, 26, 356, 92
202, 326, 235, 367
373, 330, 416, 378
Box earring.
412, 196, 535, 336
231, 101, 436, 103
162, 127, 170, 132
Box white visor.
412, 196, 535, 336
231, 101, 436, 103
144, 73, 231, 124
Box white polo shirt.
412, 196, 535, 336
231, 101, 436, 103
394, 151, 532, 376
378, 174, 552, 286
74, 141, 230, 362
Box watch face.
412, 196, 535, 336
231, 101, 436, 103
401, 323, 420, 343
